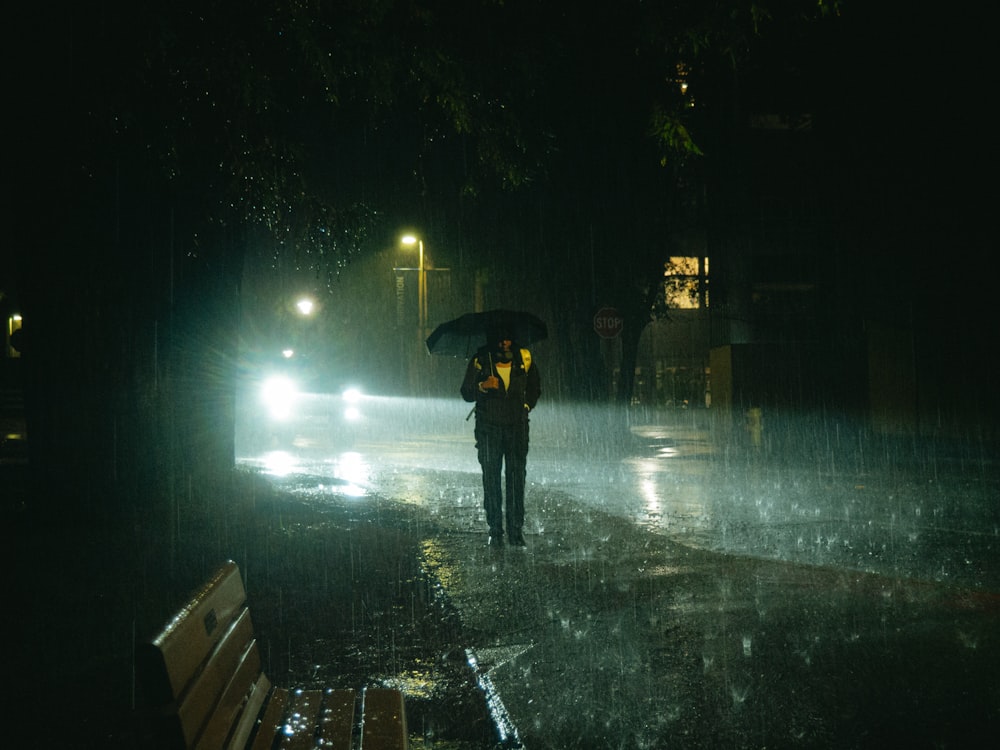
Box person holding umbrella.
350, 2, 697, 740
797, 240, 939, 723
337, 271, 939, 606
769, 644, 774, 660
460, 324, 541, 546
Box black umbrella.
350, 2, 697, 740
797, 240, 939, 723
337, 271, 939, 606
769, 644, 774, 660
425, 309, 548, 357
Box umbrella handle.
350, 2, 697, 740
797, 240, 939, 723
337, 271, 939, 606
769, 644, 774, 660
465, 352, 492, 421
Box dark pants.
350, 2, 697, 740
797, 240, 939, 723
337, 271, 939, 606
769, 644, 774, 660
475, 419, 529, 534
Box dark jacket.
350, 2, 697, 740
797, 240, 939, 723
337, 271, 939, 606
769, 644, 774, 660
461, 346, 541, 425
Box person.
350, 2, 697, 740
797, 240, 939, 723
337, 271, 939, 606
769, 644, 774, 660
461, 328, 541, 546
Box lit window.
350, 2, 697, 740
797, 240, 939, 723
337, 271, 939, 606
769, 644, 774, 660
664, 257, 709, 309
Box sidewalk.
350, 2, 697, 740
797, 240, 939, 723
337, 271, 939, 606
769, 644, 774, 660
7, 403, 997, 748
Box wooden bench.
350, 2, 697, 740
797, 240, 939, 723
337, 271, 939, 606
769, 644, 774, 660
138, 560, 408, 749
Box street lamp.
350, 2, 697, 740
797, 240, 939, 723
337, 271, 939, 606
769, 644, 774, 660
295, 296, 314, 316
401, 234, 426, 335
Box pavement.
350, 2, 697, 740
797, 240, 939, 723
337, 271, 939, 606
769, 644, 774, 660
6, 404, 999, 748
268, 403, 1000, 749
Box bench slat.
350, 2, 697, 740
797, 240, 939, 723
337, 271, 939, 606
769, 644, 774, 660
277, 689, 323, 750
152, 561, 248, 703
361, 688, 408, 750
193, 633, 265, 749
319, 689, 356, 750
179, 607, 256, 747
249, 687, 288, 750
225, 674, 271, 750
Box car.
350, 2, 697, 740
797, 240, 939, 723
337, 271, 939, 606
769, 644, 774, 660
236, 347, 366, 454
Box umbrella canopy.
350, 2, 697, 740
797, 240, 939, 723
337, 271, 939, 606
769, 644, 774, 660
425, 309, 548, 357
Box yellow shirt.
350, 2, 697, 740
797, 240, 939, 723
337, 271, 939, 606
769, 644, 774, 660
496, 361, 512, 391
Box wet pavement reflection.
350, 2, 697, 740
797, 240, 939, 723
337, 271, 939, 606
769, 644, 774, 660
237, 396, 1000, 748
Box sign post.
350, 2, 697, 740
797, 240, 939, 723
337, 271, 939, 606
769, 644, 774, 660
593, 307, 623, 339
593, 306, 624, 399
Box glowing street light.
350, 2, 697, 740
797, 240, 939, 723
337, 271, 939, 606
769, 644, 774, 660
296, 297, 315, 316
401, 234, 426, 334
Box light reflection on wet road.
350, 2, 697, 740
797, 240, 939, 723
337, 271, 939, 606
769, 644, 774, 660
243, 394, 999, 592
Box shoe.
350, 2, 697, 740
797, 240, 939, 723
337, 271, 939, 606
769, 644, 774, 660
488, 529, 505, 547
508, 530, 526, 546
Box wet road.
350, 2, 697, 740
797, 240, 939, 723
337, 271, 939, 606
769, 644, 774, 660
238, 394, 1000, 748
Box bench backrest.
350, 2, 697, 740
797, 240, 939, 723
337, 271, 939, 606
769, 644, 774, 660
138, 560, 271, 749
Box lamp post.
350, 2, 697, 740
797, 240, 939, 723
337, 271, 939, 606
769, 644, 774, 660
401, 234, 426, 336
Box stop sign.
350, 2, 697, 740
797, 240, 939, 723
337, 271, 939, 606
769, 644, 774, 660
593, 307, 623, 338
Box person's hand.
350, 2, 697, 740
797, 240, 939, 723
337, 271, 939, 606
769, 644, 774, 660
482, 375, 500, 390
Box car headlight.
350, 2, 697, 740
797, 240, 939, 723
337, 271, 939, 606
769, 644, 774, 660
342, 386, 363, 421
261, 375, 298, 420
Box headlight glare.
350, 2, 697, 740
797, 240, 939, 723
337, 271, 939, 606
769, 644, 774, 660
262, 375, 298, 420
